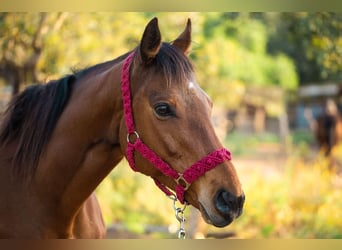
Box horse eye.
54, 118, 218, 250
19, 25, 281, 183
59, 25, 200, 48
154, 103, 174, 117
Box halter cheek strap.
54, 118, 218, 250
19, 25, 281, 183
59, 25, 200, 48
121, 51, 232, 204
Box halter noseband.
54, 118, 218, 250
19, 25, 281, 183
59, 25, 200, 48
121, 51, 232, 204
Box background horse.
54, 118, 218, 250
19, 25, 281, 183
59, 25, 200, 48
0, 18, 244, 238
306, 99, 342, 156
316, 116, 342, 156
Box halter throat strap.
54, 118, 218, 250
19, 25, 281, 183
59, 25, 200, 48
121, 51, 232, 204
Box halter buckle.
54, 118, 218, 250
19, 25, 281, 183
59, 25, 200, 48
175, 174, 190, 191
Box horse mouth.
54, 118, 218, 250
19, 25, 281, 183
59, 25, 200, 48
199, 203, 234, 228
199, 203, 213, 224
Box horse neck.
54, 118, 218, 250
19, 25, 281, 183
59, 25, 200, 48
34, 61, 125, 220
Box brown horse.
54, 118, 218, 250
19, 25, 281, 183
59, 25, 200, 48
315, 112, 342, 156
0, 18, 244, 238
307, 99, 342, 156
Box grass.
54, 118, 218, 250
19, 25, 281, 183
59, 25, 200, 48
224, 131, 281, 156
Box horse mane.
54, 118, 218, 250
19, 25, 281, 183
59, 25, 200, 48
0, 44, 192, 178
0, 75, 75, 177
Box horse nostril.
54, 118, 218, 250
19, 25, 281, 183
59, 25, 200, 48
214, 189, 245, 218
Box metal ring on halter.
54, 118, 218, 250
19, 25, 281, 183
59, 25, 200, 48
126, 131, 140, 143
172, 197, 187, 212
175, 174, 190, 191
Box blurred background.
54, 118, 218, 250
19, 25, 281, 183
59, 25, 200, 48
1, 12, 342, 238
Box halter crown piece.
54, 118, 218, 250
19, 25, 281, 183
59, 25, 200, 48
121, 51, 232, 204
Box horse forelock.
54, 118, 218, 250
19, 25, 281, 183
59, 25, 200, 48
152, 43, 194, 87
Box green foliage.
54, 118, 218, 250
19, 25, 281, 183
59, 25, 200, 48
194, 13, 298, 111
267, 12, 342, 82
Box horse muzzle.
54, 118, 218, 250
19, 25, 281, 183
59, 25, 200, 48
200, 189, 245, 227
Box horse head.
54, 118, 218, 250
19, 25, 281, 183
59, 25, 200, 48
119, 18, 245, 227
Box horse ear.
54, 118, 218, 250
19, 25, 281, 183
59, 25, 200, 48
172, 18, 192, 55
139, 17, 162, 65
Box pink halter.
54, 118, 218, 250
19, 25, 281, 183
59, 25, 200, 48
121, 51, 232, 204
